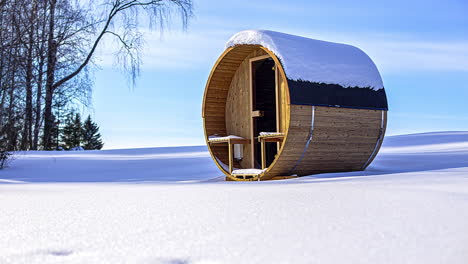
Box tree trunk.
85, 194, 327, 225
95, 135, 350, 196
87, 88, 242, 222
6, 59, 17, 150
32, 58, 44, 150
32, 0, 47, 150
20, 2, 36, 150
0, 3, 6, 128
42, 0, 57, 150
5, 8, 17, 150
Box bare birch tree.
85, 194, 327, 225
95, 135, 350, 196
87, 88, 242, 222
0, 0, 193, 153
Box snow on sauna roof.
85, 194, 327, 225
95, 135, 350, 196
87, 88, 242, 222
226, 30, 384, 90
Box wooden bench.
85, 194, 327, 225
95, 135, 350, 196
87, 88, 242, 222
258, 133, 285, 169
208, 136, 250, 173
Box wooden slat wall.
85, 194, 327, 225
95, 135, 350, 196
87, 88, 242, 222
296, 106, 384, 175
278, 73, 289, 134
225, 49, 267, 168
263, 106, 386, 179
203, 45, 260, 167
203, 44, 387, 181
265, 105, 309, 178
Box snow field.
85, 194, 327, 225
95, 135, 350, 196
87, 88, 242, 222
1, 131, 467, 263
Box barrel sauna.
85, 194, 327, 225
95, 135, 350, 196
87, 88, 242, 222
202, 30, 388, 181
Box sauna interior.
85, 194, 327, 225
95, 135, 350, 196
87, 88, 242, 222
203, 46, 290, 179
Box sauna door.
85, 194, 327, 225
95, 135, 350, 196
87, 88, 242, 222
251, 57, 278, 168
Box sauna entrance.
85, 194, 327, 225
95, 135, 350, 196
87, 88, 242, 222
251, 57, 278, 168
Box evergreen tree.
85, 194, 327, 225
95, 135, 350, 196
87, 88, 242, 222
62, 112, 83, 149
82, 115, 103, 150
49, 115, 60, 150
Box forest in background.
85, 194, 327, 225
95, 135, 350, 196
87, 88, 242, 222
0, 0, 192, 155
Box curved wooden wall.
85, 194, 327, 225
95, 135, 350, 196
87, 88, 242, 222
203, 45, 292, 179
202, 45, 261, 168
263, 106, 387, 180
203, 44, 387, 181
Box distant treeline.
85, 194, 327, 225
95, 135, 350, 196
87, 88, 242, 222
59, 111, 103, 150
0, 0, 193, 153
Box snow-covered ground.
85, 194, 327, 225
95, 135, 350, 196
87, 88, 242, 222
1, 131, 467, 263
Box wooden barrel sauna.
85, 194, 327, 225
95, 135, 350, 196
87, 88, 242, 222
202, 30, 388, 181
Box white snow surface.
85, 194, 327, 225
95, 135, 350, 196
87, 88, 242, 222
1, 131, 468, 263
69, 146, 84, 151
259, 132, 284, 136
226, 30, 384, 90
208, 135, 244, 141
231, 168, 266, 175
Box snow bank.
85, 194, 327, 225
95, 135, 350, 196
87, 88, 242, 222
69, 146, 84, 151
226, 30, 384, 90
0, 146, 219, 183
1, 132, 468, 263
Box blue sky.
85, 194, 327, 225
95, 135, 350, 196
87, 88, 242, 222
89, 0, 468, 149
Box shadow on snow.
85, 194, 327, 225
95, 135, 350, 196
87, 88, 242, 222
1, 131, 467, 183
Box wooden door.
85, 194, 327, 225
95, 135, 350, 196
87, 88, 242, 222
250, 56, 278, 168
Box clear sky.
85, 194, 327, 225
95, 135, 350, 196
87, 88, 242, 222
89, 0, 468, 149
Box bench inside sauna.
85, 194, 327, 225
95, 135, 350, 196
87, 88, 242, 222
202, 30, 388, 181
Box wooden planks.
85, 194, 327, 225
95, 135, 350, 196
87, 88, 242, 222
225, 48, 268, 168
262, 104, 309, 178
203, 46, 260, 172
203, 45, 265, 176
261, 105, 387, 180
203, 44, 387, 181
258, 134, 285, 169
278, 73, 290, 134
291, 106, 385, 176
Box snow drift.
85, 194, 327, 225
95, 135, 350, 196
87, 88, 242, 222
1, 132, 467, 264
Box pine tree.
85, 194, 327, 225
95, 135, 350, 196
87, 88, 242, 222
82, 115, 103, 150
49, 115, 60, 150
62, 111, 83, 149
61, 113, 73, 149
